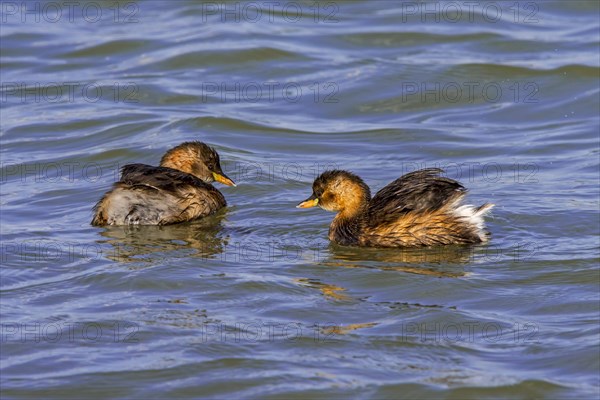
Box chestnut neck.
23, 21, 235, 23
329, 192, 370, 246
160, 151, 195, 175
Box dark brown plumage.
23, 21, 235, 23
297, 168, 493, 247
91, 142, 235, 226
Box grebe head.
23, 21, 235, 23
160, 141, 235, 186
297, 170, 370, 214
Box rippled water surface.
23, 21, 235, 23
1, 1, 599, 399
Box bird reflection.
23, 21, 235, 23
295, 245, 478, 309
319, 243, 479, 278
295, 278, 351, 301
95, 213, 227, 262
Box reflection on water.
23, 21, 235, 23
295, 276, 458, 311
96, 212, 227, 262
295, 278, 351, 301
322, 243, 477, 277
320, 322, 378, 336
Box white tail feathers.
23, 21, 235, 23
474, 203, 495, 216
453, 203, 495, 241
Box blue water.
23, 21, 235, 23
1, 1, 599, 399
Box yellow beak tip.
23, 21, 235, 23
212, 172, 236, 187
297, 198, 318, 208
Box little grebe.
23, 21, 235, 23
92, 141, 235, 226
297, 168, 493, 247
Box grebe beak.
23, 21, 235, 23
296, 193, 319, 208
212, 172, 236, 187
